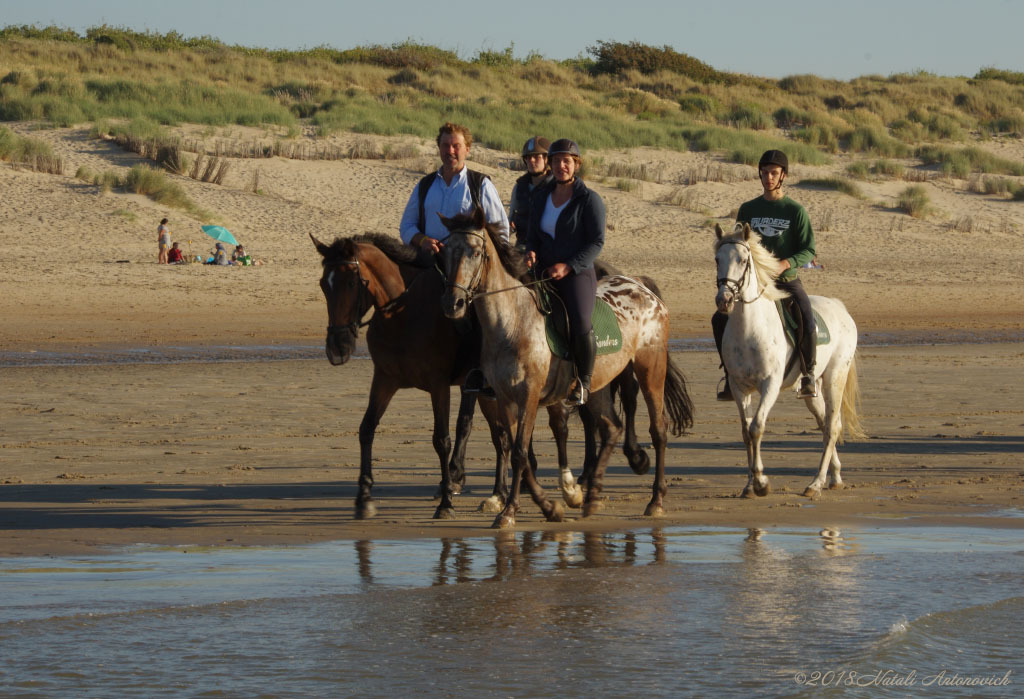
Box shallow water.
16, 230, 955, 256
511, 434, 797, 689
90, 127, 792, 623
1, 526, 1020, 697
2, 328, 1021, 367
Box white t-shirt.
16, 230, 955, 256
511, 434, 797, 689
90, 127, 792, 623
540, 195, 568, 238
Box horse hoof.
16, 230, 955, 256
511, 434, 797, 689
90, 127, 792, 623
355, 501, 377, 520
802, 487, 821, 498
629, 451, 651, 476
644, 503, 665, 518
754, 482, 771, 497
478, 496, 504, 514
491, 513, 515, 529
563, 487, 583, 509
741, 487, 756, 499
451, 481, 464, 496
434, 506, 456, 520
545, 501, 565, 523
582, 499, 603, 517
828, 482, 843, 491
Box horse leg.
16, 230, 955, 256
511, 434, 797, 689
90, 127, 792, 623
743, 385, 780, 498
443, 390, 477, 496
635, 361, 669, 517
804, 368, 847, 497
547, 405, 583, 509
578, 400, 597, 491
356, 376, 399, 519
616, 365, 650, 475
431, 387, 457, 520
476, 398, 510, 514
582, 399, 622, 517
495, 405, 561, 528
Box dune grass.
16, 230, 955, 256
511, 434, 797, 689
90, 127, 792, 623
1, 25, 1022, 175
897, 185, 930, 218
797, 177, 863, 198
0, 126, 63, 173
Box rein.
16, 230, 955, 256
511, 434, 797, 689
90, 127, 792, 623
717, 240, 767, 304
326, 257, 405, 336
443, 228, 547, 312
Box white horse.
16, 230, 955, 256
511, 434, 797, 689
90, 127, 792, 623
714, 222, 865, 498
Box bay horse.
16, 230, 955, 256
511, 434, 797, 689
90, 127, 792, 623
311, 233, 651, 519
714, 222, 865, 498
438, 210, 693, 529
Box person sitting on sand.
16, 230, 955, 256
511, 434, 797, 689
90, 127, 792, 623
231, 244, 249, 265
167, 241, 184, 264
206, 243, 230, 266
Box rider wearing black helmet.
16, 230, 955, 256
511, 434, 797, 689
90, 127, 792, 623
713, 149, 818, 400
508, 137, 552, 245
524, 138, 605, 406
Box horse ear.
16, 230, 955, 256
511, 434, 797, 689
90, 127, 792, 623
714, 223, 724, 240
473, 206, 486, 228
741, 223, 752, 240
437, 212, 451, 230
310, 233, 330, 257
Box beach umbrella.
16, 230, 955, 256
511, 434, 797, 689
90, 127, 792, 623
201, 225, 239, 247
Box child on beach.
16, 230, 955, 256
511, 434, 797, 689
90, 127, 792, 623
167, 242, 184, 264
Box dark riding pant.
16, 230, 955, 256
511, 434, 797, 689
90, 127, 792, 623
551, 267, 597, 336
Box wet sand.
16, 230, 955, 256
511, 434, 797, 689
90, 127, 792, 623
1, 342, 1021, 557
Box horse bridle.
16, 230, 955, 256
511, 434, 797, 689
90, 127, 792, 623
716, 240, 766, 304
325, 258, 372, 338
442, 228, 489, 303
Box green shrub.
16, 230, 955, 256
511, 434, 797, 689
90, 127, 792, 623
845, 126, 909, 157
799, 177, 862, 198
125, 164, 194, 210
872, 159, 905, 178
845, 162, 871, 179
587, 40, 734, 83
897, 185, 929, 217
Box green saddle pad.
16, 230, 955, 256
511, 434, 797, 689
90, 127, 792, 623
776, 300, 830, 346
546, 297, 623, 359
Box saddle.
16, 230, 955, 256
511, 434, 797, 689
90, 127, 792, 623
539, 286, 623, 360
776, 299, 830, 347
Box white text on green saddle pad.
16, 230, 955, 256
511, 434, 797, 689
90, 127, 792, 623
546, 298, 623, 359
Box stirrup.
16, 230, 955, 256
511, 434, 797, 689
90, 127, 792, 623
462, 369, 496, 400
716, 376, 733, 402
567, 382, 589, 407
798, 375, 817, 398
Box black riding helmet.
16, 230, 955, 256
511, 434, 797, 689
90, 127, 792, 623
521, 136, 550, 158
758, 149, 788, 173
548, 139, 581, 158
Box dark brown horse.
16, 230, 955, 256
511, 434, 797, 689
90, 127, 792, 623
311, 233, 651, 520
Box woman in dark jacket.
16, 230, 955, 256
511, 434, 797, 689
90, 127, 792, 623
524, 139, 605, 405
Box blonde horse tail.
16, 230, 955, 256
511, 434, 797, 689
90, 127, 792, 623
839, 354, 867, 443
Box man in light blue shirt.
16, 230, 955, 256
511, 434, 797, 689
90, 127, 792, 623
399, 122, 509, 261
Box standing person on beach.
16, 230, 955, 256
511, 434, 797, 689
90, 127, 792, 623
398, 122, 509, 266
524, 139, 605, 406
507, 137, 552, 246
157, 218, 171, 264
712, 149, 818, 400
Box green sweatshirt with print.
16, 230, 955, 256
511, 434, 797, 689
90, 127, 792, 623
736, 195, 815, 281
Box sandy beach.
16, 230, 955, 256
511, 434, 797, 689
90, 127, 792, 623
1, 125, 1022, 556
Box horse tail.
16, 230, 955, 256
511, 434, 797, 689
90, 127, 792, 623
839, 354, 867, 442
663, 353, 694, 436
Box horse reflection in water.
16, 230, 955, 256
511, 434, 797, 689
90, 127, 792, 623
354, 530, 671, 588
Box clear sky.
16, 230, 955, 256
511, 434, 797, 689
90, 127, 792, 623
2, 0, 1021, 80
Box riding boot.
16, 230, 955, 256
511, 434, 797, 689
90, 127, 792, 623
462, 367, 496, 400
568, 330, 597, 406
796, 309, 818, 399
712, 311, 733, 401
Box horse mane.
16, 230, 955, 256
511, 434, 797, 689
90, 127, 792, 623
714, 224, 789, 302
444, 211, 532, 283
318, 232, 418, 267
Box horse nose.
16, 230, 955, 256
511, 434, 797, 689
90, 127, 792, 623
715, 289, 732, 313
